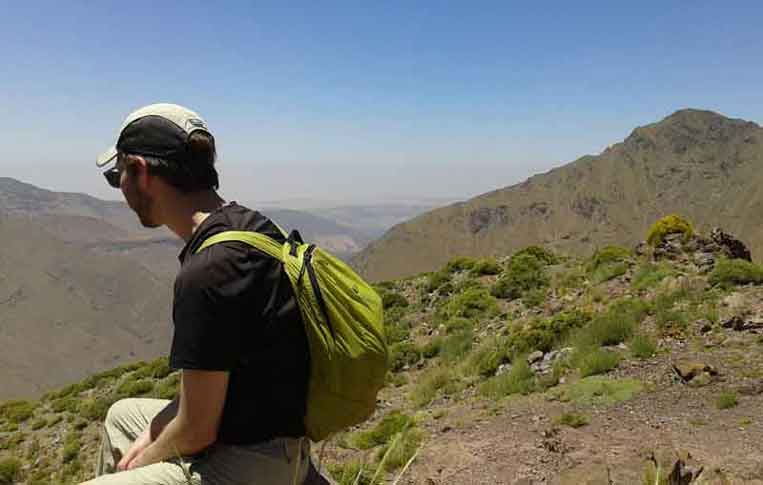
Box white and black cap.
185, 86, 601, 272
96, 103, 211, 167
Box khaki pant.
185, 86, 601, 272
81, 398, 330, 485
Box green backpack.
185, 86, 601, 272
196, 229, 388, 442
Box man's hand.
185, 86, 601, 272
117, 428, 152, 471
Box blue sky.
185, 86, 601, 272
1, 1, 762, 205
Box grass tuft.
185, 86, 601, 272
716, 392, 738, 410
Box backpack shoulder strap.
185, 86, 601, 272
195, 230, 284, 262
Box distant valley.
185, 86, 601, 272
0, 178, 432, 399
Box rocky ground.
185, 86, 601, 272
2, 220, 763, 484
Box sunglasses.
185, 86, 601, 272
103, 154, 133, 189
103, 166, 122, 188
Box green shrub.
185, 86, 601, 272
410, 367, 454, 408
439, 329, 474, 363
0, 400, 35, 423
507, 311, 590, 355
470, 258, 503, 276
479, 359, 535, 399
522, 287, 547, 307
132, 357, 173, 380
464, 337, 510, 377
575, 347, 620, 377
555, 412, 590, 428
62, 432, 80, 463
377, 426, 424, 472
151, 374, 180, 400
709, 258, 763, 289
443, 317, 474, 334
385, 320, 411, 345
553, 377, 643, 406
591, 262, 628, 284
491, 254, 549, 300
116, 378, 155, 398
553, 266, 586, 291
328, 461, 372, 485
573, 299, 648, 348
388, 342, 421, 372
426, 271, 451, 293
421, 337, 443, 359
47, 415, 63, 427
440, 288, 499, 320
351, 411, 415, 449
647, 215, 694, 246
380, 290, 409, 309
588, 246, 631, 271
631, 262, 676, 291
0, 432, 25, 451
0, 457, 21, 485
50, 397, 79, 413
629, 334, 656, 359
79, 397, 112, 421
444, 257, 477, 274
716, 392, 738, 410
511, 246, 557, 265
30, 418, 47, 430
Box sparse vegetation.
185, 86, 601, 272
709, 258, 763, 289
716, 392, 739, 410
0, 400, 35, 424
555, 412, 590, 428
506, 310, 590, 355
0, 457, 21, 485
389, 342, 422, 372
631, 262, 676, 291
553, 377, 643, 406
647, 214, 694, 246
630, 334, 657, 359
470, 258, 502, 276
351, 411, 415, 450
491, 253, 549, 300
511, 246, 557, 265
479, 359, 535, 399
438, 287, 499, 320
575, 347, 621, 377
588, 246, 631, 284
410, 367, 454, 408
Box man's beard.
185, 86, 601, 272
125, 184, 160, 228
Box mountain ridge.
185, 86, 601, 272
353, 108, 763, 281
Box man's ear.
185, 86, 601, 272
131, 155, 152, 190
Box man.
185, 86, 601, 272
84, 103, 328, 484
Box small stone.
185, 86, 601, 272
687, 372, 713, 387
527, 351, 544, 365
721, 315, 746, 331
696, 319, 713, 334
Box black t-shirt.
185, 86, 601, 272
170, 202, 309, 445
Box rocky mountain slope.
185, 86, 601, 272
3, 217, 762, 484
353, 109, 763, 282
0, 178, 381, 401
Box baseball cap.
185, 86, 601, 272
96, 103, 212, 167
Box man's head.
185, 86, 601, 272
97, 103, 219, 227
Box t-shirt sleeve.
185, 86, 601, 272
169, 244, 265, 371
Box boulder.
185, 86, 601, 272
672, 361, 718, 383
527, 351, 544, 365
710, 227, 752, 261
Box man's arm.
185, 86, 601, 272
127, 369, 229, 469
117, 395, 180, 470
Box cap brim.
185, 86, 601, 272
96, 146, 118, 167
